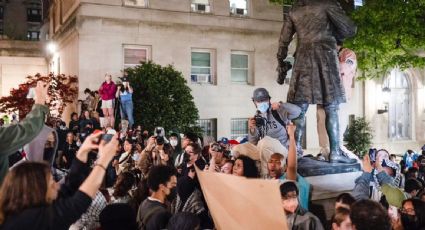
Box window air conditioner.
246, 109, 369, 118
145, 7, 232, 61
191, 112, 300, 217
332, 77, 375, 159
191, 74, 211, 83
235, 8, 245, 15
196, 3, 206, 12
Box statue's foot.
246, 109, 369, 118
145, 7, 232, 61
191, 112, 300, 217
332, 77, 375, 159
329, 149, 357, 164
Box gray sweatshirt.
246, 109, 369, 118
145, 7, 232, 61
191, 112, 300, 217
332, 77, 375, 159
248, 102, 301, 148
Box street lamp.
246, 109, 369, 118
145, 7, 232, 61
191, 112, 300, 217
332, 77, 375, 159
47, 42, 57, 54
377, 86, 391, 114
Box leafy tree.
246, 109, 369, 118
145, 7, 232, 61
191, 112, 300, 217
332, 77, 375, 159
344, 117, 373, 157
269, 0, 425, 78
125, 61, 200, 134
346, 0, 425, 78
0, 73, 78, 119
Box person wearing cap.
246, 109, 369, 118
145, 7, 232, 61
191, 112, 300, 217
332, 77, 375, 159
217, 137, 230, 152
116, 75, 134, 130
403, 149, 419, 171
249, 88, 301, 148
248, 88, 300, 177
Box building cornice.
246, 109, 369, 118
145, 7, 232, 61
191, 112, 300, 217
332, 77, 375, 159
77, 3, 282, 35
0, 40, 45, 57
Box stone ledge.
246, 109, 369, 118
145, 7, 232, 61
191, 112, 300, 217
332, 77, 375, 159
305, 171, 363, 200
298, 157, 361, 177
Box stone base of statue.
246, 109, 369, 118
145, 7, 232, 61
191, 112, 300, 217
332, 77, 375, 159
298, 157, 361, 178
298, 149, 362, 221
299, 156, 361, 200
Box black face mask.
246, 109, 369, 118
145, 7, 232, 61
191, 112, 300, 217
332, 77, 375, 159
401, 213, 417, 230
167, 187, 177, 202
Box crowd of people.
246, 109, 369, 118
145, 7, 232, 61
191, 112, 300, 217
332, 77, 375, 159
0, 80, 425, 230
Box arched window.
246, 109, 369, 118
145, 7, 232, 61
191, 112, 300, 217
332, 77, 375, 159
384, 69, 411, 140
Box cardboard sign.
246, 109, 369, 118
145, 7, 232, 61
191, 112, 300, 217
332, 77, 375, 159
196, 168, 288, 230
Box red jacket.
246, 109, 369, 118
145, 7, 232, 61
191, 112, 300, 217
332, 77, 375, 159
99, 81, 117, 100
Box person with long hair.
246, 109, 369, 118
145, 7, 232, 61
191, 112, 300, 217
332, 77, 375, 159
79, 110, 93, 134
99, 74, 117, 128
116, 76, 134, 130
169, 133, 182, 166
400, 198, 425, 230
0, 132, 119, 229
112, 171, 136, 204
232, 155, 259, 178
116, 139, 135, 175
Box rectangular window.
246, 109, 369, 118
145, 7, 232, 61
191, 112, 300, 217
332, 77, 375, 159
231, 118, 248, 139
123, 45, 151, 69
231, 53, 250, 84
123, 0, 149, 7
354, 0, 363, 8
230, 0, 248, 16
197, 119, 217, 140
27, 31, 40, 40
191, 49, 215, 84
27, 8, 42, 22
0, 6, 4, 19
191, 0, 211, 13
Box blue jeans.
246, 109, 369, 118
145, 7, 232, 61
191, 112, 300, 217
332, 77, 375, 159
120, 100, 134, 129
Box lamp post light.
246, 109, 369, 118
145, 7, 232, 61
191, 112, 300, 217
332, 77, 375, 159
47, 42, 57, 54
378, 86, 391, 114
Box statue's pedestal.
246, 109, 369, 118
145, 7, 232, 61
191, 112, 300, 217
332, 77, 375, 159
298, 157, 362, 200
298, 157, 361, 178
298, 157, 362, 222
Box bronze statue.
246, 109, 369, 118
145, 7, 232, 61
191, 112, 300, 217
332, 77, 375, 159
277, 0, 357, 163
